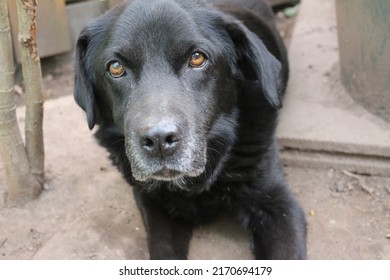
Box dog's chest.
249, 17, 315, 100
157, 186, 237, 223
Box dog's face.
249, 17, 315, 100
75, 0, 282, 184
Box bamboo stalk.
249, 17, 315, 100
16, 0, 44, 182
0, 0, 42, 206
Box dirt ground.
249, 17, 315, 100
1, 12, 390, 260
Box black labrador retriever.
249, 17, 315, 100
74, 0, 306, 259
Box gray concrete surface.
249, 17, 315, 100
277, 0, 390, 176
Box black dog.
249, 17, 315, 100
74, 0, 306, 259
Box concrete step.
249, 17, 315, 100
276, 0, 390, 176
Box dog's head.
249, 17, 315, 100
74, 0, 282, 184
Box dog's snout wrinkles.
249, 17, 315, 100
139, 124, 181, 159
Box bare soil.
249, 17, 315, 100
1, 13, 389, 260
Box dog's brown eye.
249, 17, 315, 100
189, 52, 207, 68
108, 61, 125, 78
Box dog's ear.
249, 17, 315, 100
222, 17, 283, 109
74, 28, 97, 130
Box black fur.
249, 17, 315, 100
74, 0, 306, 259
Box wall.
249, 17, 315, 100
336, 0, 390, 122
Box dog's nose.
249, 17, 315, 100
139, 124, 181, 158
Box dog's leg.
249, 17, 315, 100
251, 202, 306, 259
235, 183, 307, 259
134, 190, 193, 260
